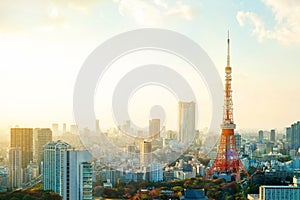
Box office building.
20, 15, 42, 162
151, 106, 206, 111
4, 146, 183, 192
140, 141, 152, 167
10, 128, 33, 169
235, 133, 241, 151
64, 150, 92, 200
258, 130, 264, 143
149, 119, 160, 139
286, 127, 292, 146
286, 121, 300, 149
270, 129, 276, 142
43, 141, 93, 200
43, 141, 71, 196
178, 101, 195, 144
63, 123, 67, 134
259, 185, 300, 200
79, 162, 93, 200
10, 128, 33, 184
8, 147, 22, 189
34, 128, 52, 171
52, 123, 59, 135
150, 163, 163, 182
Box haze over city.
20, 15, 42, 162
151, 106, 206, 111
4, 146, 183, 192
1, 0, 300, 135
2, 1, 300, 200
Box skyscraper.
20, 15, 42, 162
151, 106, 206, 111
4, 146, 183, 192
8, 147, 22, 189
149, 119, 160, 139
178, 101, 195, 144
64, 150, 92, 200
286, 127, 292, 147
79, 162, 93, 200
258, 130, 264, 143
270, 129, 276, 142
150, 163, 163, 182
10, 128, 33, 183
286, 121, 300, 149
63, 123, 67, 134
235, 133, 241, 151
34, 128, 52, 171
52, 123, 59, 135
140, 141, 152, 167
43, 141, 93, 200
43, 141, 71, 196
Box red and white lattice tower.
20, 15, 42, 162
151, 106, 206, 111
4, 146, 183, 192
206, 32, 249, 182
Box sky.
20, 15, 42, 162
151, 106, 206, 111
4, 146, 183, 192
0, 0, 300, 137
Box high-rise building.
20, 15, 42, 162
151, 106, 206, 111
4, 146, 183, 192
286, 121, 300, 149
258, 130, 264, 143
140, 141, 152, 167
43, 141, 71, 196
286, 127, 292, 146
79, 162, 93, 200
34, 128, 52, 172
63, 123, 67, 134
43, 141, 93, 200
70, 124, 78, 134
270, 129, 276, 142
150, 163, 163, 182
149, 119, 160, 139
235, 133, 241, 151
293, 122, 300, 149
8, 147, 22, 189
10, 128, 33, 183
65, 150, 92, 200
96, 119, 100, 132
52, 123, 59, 135
178, 101, 195, 144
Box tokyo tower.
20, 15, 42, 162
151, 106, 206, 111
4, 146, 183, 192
206, 32, 249, 182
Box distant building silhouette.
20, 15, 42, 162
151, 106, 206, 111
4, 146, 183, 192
34, 128, 52, 173
140, 141, 152, 168
149, 119, 160, 139
178, 101, 195, 144
258, 130, 264, 143
270, 129, 276, 142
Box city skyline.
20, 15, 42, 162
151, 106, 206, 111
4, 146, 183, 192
1, 0, 300, 137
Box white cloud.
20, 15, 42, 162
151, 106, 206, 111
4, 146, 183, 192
116, 0, 195, 26
236, 0, 300, 45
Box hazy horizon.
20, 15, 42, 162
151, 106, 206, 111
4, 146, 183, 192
1, 0, 300, 138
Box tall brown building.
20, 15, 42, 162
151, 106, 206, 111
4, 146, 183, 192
34, 128, 52, 169
10, 128, 33, 169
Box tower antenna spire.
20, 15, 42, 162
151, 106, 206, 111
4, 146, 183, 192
227, 30, 230, 67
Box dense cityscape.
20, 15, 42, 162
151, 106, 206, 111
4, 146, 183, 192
0, 35, 299, 200
1, 1, 300, 200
